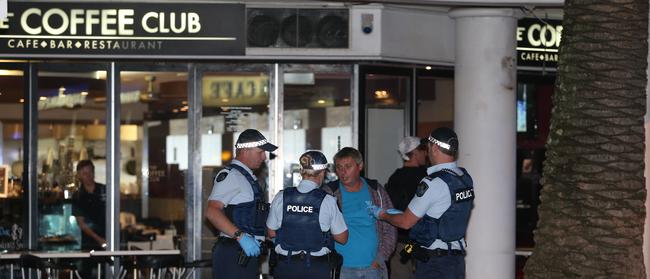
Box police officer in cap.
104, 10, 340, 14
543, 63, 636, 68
368, 127, 474, 279
266, 150, 349, 279
207, 129, 277, 279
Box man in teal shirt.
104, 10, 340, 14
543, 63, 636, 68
323, 147, 396, 279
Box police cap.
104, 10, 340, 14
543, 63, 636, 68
236, 129, 278, 152
299, 150, 328, 171
428, 127, 458, 154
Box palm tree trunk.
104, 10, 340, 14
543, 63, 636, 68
523, 0, 648, 277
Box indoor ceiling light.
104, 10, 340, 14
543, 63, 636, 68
374, 90, 389, 99
0, 70, 23, 76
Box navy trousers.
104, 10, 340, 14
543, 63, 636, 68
212, 239, 260, 279
414, 255, 465, 279
274, 256, 330, 279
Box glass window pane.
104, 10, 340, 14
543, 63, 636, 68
120, 71, 188, 251
37, 66, 106, 252
283, 65, 352, 188
364, 70, 410, 184
416, 76, 454, 138
365, 73, 409, 107
200, 69, 270, 276
0, 68, 24, 251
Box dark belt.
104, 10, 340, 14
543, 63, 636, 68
215, 236, 270, 255
216, 236, 239, 246
422, 248, 465, 257
278, 253, 329, 263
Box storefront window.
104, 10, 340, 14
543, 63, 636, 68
120, 70, 188, 251
416, 73, 454, 138
36, 66, 107, 251
200, 68, 271, 272
0, 67, 24, 251
282, 65, 352, 187
363, 68, 410, 185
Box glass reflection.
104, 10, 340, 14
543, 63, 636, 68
0, 69, 24, 252
120, 71, 187, 251
37, 68, 106, 251
282, 66, 353, 188
200, 70, 271, 277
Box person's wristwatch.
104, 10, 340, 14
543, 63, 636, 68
233, 230, 243, 240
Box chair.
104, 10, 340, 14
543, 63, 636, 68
124, 254, 184, 279
0, 257, 20, 279
20, 254, 53, 279
179, 259, 211, 279
51, 258, 82, 279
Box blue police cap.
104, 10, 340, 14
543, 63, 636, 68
428, 127, 458, 154
236, 129, 278, 152
299, 150, 328, 170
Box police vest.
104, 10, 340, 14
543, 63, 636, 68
409, 168, 474, 248
223, 164, 269, 237
277, 187, 332, 254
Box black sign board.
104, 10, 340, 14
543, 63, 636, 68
517, 18, 562, 68
0, 2, 245, 58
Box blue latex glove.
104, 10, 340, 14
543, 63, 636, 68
238, 234, 261, 257
385, 209, 404, 215
365, 201, 383, 219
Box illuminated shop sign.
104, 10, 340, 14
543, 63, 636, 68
517, 18, 562, 68
0, 2, 244, 58
202, 76, 269, 106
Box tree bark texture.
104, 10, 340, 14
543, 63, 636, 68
523, 0, 647, 278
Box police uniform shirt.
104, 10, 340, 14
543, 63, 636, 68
407, 161, 467, 250
207, 159, 261, 239
267, 179, 347, 256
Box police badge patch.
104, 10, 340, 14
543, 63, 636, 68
416, 182, 429, 197
216, 172, 228, 182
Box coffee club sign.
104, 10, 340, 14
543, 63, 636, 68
0, 2, 244, 58
517, 18, 562, 68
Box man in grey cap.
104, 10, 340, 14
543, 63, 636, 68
266, 150, 348, 279
206, 129, 278, 279
368, 127, 474, 279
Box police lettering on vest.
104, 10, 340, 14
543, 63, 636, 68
286, 205, 314, 213
454, 188, 473, 202
277, 187, 331, 253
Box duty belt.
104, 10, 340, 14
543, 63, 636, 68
422, 248, 465, 257
404, 243, 466, 262
215, 237, 271, 255
278, 252, 329, 262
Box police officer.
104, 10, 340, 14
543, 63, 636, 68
206, 129, 277, 279
266, 150, 349, 279
368, 127, 474, 279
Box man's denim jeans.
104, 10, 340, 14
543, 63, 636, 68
340, 266, 382, 279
